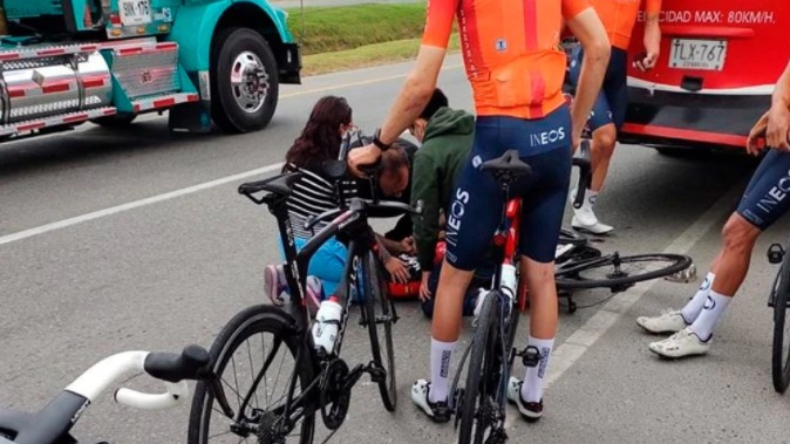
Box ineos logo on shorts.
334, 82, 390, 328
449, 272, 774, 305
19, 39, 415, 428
446, 188, 470, 246
530, 126, 566, 147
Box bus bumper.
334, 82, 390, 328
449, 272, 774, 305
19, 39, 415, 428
619, 86, 771, 150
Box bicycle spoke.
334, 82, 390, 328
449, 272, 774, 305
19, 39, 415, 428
245, 339, 260, 410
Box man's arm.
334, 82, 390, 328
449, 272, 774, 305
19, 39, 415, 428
767, 59, 790, 150
564, 3, 611, 149
348, 0, 457, 175
637, 0, 661, 71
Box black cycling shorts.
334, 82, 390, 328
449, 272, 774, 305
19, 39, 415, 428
737, 149, 790, 230
444, 106, 572, 269
566, 45, 628, 133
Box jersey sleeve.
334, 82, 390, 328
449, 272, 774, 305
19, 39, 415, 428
562, 0, 591, 20
421, 0, 458, 49
643, 0, 661, 16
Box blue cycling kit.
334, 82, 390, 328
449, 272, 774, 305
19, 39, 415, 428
567, 45, 629, 133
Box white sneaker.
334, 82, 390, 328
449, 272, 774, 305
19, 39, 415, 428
569, 189, 614, 235
411, 379, 452, 423
506, 377, 543, 421
648, 327, 711, 358
636, 309, 690, 334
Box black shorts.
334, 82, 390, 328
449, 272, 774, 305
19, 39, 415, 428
737, 149, 790, 230
444, 106, 573, 269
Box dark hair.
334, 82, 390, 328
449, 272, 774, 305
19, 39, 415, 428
418, 88, 449, 121
285, 96, 352, 173
380, 143, 409, 174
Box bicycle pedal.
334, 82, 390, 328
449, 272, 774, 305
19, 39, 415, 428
519, 345, 540, 368
768, 244, 785, 264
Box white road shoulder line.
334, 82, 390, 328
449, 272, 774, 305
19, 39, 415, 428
0, 162, 284, 247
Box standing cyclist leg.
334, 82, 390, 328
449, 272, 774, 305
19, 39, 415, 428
567, 0, 662, 234
636, 58, 790, 358
348, 0, 610, 423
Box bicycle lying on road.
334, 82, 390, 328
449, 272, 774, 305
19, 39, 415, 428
0, 344, 231, 444
187, 146, 422, 444
450, 148, 693, 444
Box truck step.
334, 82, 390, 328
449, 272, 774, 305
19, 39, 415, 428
0, 107, 117, 138
132, 92, 199, 113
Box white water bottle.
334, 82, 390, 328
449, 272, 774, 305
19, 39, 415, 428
500, 263, 518, 303
312, 296, 342, 355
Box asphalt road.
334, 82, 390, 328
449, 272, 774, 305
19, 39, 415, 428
2, 54, 790, 444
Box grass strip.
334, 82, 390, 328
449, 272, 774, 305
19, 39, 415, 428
300, 33, 461, 76
285, 3, 429, 56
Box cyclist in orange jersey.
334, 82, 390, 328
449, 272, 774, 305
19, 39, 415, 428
566, 0, 662, 234
348, 0, 611, 422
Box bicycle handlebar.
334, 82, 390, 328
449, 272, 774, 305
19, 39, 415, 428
61, 345, 210, 413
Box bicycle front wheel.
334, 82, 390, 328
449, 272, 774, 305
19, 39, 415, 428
556, 253, 691, 290
771, 251, 790, 393
458, 291, 503, 444
362, 250, 397, 411
187, 305, 316, 444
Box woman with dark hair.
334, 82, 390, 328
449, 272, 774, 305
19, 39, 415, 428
264, 95, 357, 309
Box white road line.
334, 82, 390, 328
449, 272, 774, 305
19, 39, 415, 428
501, 180, 744, 430
0, 162, 284, 247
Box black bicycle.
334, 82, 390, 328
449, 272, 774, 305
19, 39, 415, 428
187, 151, 421, 444
767, 241, 790, 393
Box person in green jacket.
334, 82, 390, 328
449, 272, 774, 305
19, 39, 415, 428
408, 88, 494, 317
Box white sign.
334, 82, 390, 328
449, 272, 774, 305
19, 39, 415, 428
669, 38, 727, 71
119, 0, 152, 26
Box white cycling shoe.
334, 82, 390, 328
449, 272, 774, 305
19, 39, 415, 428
506, 377, 543, 421
569, 189, 613, 235
636, 309, 690, 334
648, 327, 711, 358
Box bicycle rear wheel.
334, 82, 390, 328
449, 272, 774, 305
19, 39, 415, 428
458, 291, 504, 444
362, 250, 397, 411
556, 253, 691, 290
771, 250, 790, 393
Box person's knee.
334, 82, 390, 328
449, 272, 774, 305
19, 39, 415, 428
593, 125, 617, 156
722, 214, 761, 254
522, 258, 556, 287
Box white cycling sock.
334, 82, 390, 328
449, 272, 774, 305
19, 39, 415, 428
429, 338, 456, 403
521, 336, 555, 403
680, 272, 715, 323
689, 291, 732, 341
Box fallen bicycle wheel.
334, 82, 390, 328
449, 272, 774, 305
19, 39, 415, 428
555, 253, 692, 290
770, 244, 790, 393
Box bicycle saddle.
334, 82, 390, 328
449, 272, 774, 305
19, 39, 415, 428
238, 171, 301, 197
481, 150, 532, 183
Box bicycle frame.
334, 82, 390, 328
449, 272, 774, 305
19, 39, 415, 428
450, 182, 526, 413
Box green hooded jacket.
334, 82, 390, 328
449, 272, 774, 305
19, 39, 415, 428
410, 106, 475, 270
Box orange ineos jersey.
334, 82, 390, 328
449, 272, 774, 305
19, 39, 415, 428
590, 0, 661, 50
422, 0, 591, 119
